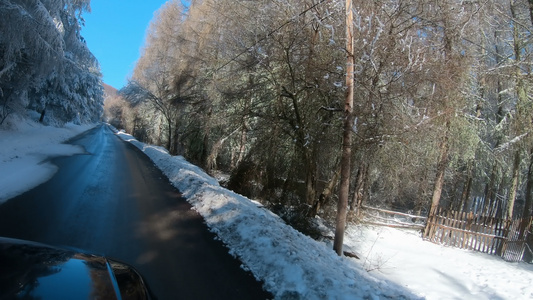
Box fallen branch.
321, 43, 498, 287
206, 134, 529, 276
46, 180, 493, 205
363, 220, 425, 230
362, 205, 427, 220
343, 251, 360, 259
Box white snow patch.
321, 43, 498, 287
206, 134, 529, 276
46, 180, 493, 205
342, 225, 533, 300
0, 118, 95, 203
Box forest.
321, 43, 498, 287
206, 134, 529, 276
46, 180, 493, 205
0, 0, 103, 126
105, 0, 533, 235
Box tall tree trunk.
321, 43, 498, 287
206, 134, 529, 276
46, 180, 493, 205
524, 147, 533, 218
507, 0, 527, 219
166, 118, 172, 152
431, 123, 450, 213
506, 150, 521, 219
483, 33, 505, 214
425, 9, 455, 237
424, 121, 450, 237
333, 0, 354, 256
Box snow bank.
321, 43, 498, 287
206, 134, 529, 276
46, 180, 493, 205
117, 131, 419, 300
0, 118, 96, 203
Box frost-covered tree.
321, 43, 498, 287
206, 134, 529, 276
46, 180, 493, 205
0, 0, 103, 125
121, 0, 196, 154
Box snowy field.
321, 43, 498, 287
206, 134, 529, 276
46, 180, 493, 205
0, 120, 531, 299
340, 225, 533, 299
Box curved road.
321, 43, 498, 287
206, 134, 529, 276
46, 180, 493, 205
0, 125, 271, 299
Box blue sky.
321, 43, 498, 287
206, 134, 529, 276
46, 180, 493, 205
81, 0, 169, 89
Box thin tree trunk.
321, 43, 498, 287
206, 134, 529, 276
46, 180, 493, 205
519, 148, 533, 246
424, 121, 450, 237
334, 113, 353, 255
167, 118, 172, 152
507, 0, 525, 220
506, 150, 521, 219
431, 142, 448, 213
483, 38, 504, 213
524, 147, 533, 218
431, 123, 450, 213
333, 0, 354, 256
425, 12, 455, 237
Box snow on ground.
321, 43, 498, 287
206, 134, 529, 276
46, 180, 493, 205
1, 121, 531, 299
0, 117, 95, 203
341, 225, 533, 300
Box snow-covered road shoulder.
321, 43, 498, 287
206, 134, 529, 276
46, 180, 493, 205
0, 119, 96, 203
116, 130, 419, 299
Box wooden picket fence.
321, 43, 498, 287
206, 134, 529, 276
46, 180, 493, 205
424, 207, 533, 262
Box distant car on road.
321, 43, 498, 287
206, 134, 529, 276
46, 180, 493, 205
0, 237, 152, 300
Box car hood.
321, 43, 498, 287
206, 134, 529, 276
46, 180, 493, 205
0, 237, 150, 300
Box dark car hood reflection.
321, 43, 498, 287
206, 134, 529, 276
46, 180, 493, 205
0, 237, 150, 300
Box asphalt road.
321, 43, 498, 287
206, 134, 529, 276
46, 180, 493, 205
0, 124, 271, 299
